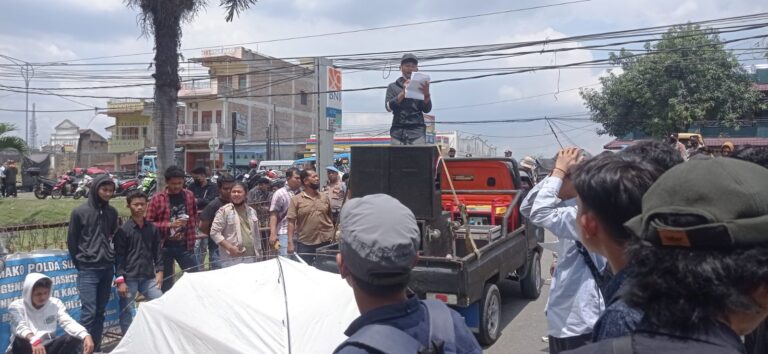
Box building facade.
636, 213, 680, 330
49, 119, 80, 152
178, 46, 317, 171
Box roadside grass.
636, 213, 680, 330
0, 196, 131, 226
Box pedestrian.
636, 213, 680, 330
668, 134, 688, 160
146, 165, 199, 292
720, 141, 735, 157
564, 158, 768, 354
323, 166, 346, 226
210, 181, 262, 267
66, 174, 118, 352
0, 160, 6, 198
5, 160, 18, 198
198, 173, 235, 270
729, 146, 768, 354
571, 152, 667, 341
188, 166, 218, 209
247, 177, 273, 206
333, 194, 482, 354
268, 167, 301, 256
114, 191, 164, 335
385, 53, 432, 145
448, 148, 457, 158
520, 147, 606, 354
286, 169, 335, 265
7, 273, 95, 354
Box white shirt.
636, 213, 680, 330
521, 176, 606, 338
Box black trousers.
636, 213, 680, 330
548, 333, 592, 354
12, 334, 81, 354
5, 182, 16, 197
1, 177, 5, 197
296, 241, 331, 266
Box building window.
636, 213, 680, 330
142, 127, 148, 138
238, 74, 247, 89
216, 110, 222, 124
218, 76, 233, 90
201, 111, 213, 131
300, 91, 308, 105
192, 111, 198, 126
121, 127, 139, 140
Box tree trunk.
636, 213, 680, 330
151, 6, 183, 191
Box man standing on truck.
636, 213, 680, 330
333, 194, 481, 354
385, 53, 433, 145
520, 147, 606, 354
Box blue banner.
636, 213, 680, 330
0, 251, 121, 350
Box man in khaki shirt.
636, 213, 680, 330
287, 169, 335, 265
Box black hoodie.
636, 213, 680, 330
67, 175, 118, 270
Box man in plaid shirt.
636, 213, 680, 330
146, 165, 199, 292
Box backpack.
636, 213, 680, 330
334, 300, 457, 354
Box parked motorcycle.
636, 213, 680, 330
73, 175, 93, 200
34, 177, 57, 200
139, 172, 157, 198
51, 174, 78, 199
112, 176, 140, 198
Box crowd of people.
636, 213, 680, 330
521, 142, 768, 354
0, 159, 19, 198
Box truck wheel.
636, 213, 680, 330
478, 283, 501, 345
520, 251, 542, 300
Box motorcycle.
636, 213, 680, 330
34, 177, 57, 200
51, 174, 78, 199
139, 172, 157, 198
112, 176, 140, 198
73, 175, 93, 200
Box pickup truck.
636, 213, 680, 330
315, 149, 543, 346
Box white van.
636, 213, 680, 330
257, 160, 296, 176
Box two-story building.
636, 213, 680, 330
49, 119, 81, 152
178, 47, 317, 170
105, 99, 156, 171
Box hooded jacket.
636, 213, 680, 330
67, 174, 118, 270
385, 77, 432, 128
7, 273, 89, 353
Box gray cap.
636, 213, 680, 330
401, 53, 418, 65
625, 158, 768, 248
340, 194, 420, 285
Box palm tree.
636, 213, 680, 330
0, 123, 27, 152
125, 0, 258, 189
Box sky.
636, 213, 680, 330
1, 0, 767, 158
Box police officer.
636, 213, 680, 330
565, 158, 768, 354
334, 194, 481, 354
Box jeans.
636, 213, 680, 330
118, 277, 163, 335
161, 245, 199, 293
77, 267, 113, 351
194, 238, 220, 270
278, 233, 289, 256
296, 241, 331, 266
12, 334, 80, 354
390, 126, 427, 145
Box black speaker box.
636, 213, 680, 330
350, 146, 441, 220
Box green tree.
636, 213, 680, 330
580, 24, 763, 138
125, 0, 258, 188
0, 123, 27, 152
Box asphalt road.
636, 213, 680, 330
484, 231, 556, 354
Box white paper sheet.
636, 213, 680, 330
405, 72, 430, 100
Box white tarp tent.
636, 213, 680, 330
112, 258, 360, 354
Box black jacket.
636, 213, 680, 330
67, 175, 118, 270
114, 218, 162, 280
385, 77, 432, 128
188, 180, 219, 209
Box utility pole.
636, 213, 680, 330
30, 103, 37, 150
21, 63, 34, 145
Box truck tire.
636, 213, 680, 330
520, 250, 543, 300
478, 283, 502, 345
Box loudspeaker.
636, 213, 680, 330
350, 146, 441, 220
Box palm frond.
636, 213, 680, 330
222, 0, 259, 22
0, 136, 27, 153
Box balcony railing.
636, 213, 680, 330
177, 123, 218, 141
108, 136, 146, 153
179, 80, 218, 98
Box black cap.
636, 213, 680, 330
401, 53, 418, 65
